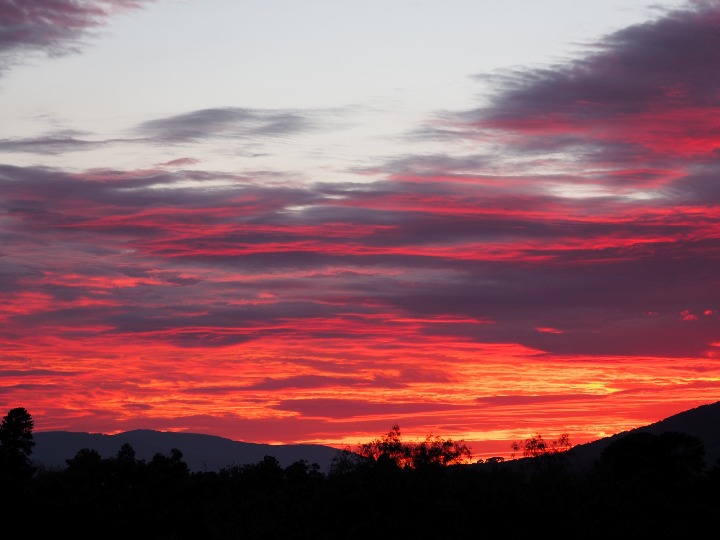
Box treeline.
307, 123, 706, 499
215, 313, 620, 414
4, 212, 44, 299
3, 408, 720, 539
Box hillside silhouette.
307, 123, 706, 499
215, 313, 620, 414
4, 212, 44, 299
31, 401, 720, 474
31, 429, 342, 473
564, 400, 720, 473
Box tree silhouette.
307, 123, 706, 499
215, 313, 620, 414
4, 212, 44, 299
357, 424, 409, 467
116, 443, 137, 463
511, 432, 571, 459
65, 447, 103, 471
410, 433, 473, 467
0, 407, 35, 483
356, 424, 471, 469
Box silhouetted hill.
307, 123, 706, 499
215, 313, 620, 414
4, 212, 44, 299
31, 401, 720, 476
31, 429, 344, 473
565, 400, 720, 472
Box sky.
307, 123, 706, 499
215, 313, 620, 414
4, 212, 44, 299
1, 0, 719, 460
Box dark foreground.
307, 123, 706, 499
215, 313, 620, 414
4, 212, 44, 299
4, 429, 720, 540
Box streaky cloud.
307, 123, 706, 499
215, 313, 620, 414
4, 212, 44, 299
0, 0, 154, 75
453, 1, 720, 170
0, 131, 110, 154
136, 107, 314, 143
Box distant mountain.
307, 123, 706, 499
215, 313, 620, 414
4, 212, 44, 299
32, 401, 720, 475
564, 400, 720, 472
31, 429, 345, 473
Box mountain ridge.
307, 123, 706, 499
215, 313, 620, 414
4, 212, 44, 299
563, 400, 720, 472
31, 429, 345, 473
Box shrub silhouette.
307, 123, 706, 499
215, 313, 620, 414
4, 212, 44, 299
354, 424, 472, 469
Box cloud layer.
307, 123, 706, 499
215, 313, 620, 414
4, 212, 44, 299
2, 1, 719, 455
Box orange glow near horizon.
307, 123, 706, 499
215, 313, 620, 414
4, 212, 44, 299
4, 323, 720, 459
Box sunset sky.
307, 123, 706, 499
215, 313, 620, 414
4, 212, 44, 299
1, 0, 719, 460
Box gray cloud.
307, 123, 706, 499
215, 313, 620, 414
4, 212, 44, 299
135, 107, 313, 143
0, 0, 153, 75
434, 1, 720, 171
475, 4, 720, 120
0, 131, 110, 154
